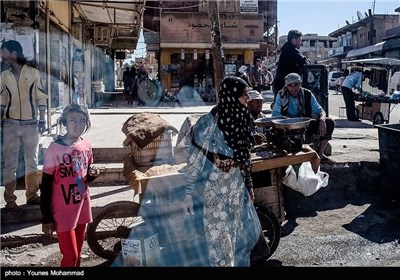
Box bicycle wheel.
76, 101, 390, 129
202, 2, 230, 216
137, 79, 162, 106
251, 204, 281, 265
86, 201, 141, 260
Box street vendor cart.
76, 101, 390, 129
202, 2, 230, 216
344, 58, 400, 124
85, 143, 319, 266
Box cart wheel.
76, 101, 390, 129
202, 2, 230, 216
373, 112, 384, 125
86, 201, 141, 260
137, 79, 162, 106
251, 204, 281, 266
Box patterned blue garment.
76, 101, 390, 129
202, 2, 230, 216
184, 77, 262, 267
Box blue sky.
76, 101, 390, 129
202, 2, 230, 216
278, 0, 399, 37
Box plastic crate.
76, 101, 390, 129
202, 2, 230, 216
131, 131, 174, 166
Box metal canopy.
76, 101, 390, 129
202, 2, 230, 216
346, 42, 384, 58
344, 57, 400, 66
72, 0, 146, 50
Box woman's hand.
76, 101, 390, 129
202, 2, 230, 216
183, 194, 194, 215
42, 223, 55, 237
248, 187, 255, 203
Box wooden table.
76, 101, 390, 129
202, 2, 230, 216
251, 144, 320, 222
130, 144, 320, 224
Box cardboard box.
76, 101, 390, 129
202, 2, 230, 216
121, 233, 161, 267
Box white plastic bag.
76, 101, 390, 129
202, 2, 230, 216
282, 162, 329, 196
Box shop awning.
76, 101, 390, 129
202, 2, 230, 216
346, 42, 385, 58
383, 38, 400, 51
160, 42, 260, 49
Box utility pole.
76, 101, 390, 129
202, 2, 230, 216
207, 0, 223, 103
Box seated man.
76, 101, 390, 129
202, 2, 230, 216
247, 90, 267, 145
271, 73, 335, 163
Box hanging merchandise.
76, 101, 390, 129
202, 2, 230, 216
205, 50, 210, 60
181, 49, 185, 60
193, 49, 198, 60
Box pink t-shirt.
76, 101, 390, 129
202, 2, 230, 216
42, 138, 93, 232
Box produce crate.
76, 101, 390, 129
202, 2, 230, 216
131, 131, 174, 166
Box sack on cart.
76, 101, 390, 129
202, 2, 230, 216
282, 162, 329, 196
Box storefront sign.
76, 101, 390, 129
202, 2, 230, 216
160, 13, 263, 44
240, 0, 258, 13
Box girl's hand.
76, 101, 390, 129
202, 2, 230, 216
88, 165, 103, 177
42, 223, 54, 237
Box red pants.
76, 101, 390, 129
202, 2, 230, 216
57, 223, 86, 267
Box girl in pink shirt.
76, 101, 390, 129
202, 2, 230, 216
40, 104, 100, 267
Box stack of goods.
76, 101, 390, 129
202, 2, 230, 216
122, 112, 178, 168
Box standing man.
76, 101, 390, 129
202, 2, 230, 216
261, 64, 274, 90
1, 40, 48, 208
250, 58, 263, 92
273, 30, 310, 102
341, 69, 371, 121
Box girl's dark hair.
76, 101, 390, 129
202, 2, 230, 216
1, 40, 27, 65
59, 103, 91, 133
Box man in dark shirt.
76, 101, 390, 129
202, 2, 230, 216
273, 30, 310, 103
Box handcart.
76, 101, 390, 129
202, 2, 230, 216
85, 144, 319, 266
344, 58, 400, 124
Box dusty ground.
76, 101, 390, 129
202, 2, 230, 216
1, 162, 399, 270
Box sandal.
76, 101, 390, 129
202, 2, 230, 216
321, 157, 336, 164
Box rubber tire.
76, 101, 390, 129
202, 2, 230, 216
251, 204, 281, 266
86, 201, 140, 260
137, 79, 162, 106
373, 111, 384, 125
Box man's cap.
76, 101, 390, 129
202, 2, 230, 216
248, 90, 263, 100
285, 73, 302, 86
255, 58, 262, 62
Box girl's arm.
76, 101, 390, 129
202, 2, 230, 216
40, 172, 54, 224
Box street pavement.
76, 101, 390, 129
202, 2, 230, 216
1, 91, 399, 240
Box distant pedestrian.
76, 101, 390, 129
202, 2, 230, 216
261, 64, 274, 91
250, 58, 264, 92
341, 69, 371, 121
238, 65, 251, 87
40, 104, 101, 267
122, 67, 135, 104
1, 40, 47, 208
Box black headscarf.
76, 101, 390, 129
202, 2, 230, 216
211, 76, 253, 166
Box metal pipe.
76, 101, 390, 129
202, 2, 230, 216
45, 0, 51, 134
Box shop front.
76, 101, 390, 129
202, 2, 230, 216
159, 13, 263, 102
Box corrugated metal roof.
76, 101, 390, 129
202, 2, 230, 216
73, 0, 146, 49
346, 42, 385, 58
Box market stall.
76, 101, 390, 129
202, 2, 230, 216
344, 58, 400, 124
